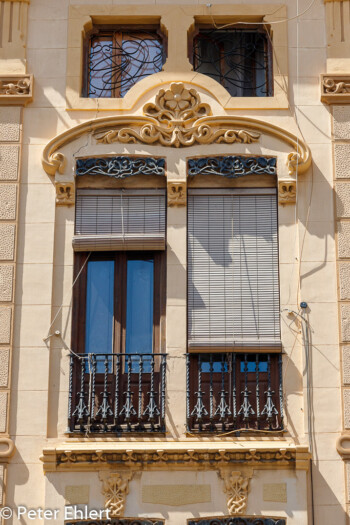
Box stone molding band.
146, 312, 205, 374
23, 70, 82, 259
40, 444, 310, 473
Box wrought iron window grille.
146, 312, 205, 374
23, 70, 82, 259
84, 28, 166, 98
76, 157, 166, 179
68, 353, 167, 434
192, 28, 272, 97
187, 518, 286, 525
186, 353, 283, 434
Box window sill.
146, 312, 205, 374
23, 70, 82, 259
65, 72, 289, 112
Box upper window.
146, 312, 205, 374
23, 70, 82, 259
192, 27, 272, 97
83, 26, 166, 98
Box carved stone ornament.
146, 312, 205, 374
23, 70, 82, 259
40, 444, 312, 473
42, 83, 311, 178
278, 180, 296, 204
0, 75, 33, 106
99, 471, 133, 517
321, 74, 350, 104
55, 182, 75, 206
168, 181, 186, 207
219, 469, 253, 515
94, 83, 260, 148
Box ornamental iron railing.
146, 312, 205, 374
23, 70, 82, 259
68, 353, 167, 434
65, 520, 164, 525
186, 353, 283, 433
193, 29, 272, 97
188, 518, 286, 525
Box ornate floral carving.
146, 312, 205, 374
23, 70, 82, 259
167, 181, 186, 207
278, 180, 296, 204
0, 75, 33, 106
94, 83, 260, 148
321, 74, 350, 104
323, 77, 350, 94
99, 472, 133, 517
76, 156, 165, 178
0, 78, 30, 95
42, 84, 311, 177
219, 469, 253, 515
55, 182, 75, 206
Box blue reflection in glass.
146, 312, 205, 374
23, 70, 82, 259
85, 260, 114, 372
126, 258, 154, 357
201, 357, 227, 373
240, 357, 268, 373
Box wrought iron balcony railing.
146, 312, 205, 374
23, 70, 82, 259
68, 353, 167, 434
186, 353, 283, 433
188, 518, 286, 525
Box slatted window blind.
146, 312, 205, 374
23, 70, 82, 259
73, 188, 166, 251
188, 188, 280, 349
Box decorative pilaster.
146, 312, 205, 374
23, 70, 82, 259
0, 0, 30, 73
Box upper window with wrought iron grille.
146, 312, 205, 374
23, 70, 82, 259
83, 26, 166, 98
192, 27, 272, 97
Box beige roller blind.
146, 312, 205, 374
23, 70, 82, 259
73, 188, 166, 251
188, 188, 280, 350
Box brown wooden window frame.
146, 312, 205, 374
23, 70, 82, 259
82, 24, 167, 99
72, 250, 166, 357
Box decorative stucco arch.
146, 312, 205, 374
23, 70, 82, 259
42, 83, 311, 208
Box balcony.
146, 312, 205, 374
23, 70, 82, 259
188, 518, 286, 525
68, 353, 167, 434
186, 353, 283, 434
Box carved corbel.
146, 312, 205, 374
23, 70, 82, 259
321, 74, 350, 104
55, 182, 75, 206
0, 75, 33, 106
99, 471, 134, 517
219, 469, 253, 515
278, 180, 296, 204
167, 181, 186, 207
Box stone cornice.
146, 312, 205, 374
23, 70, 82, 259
321, 74, 350, 104
40, 441, 310, 473
42, 83, 311, 178
0, 74, 33, 106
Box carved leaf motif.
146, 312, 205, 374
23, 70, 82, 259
94, 83, 261, 148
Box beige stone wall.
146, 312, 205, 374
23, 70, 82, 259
1, 0, 347, 524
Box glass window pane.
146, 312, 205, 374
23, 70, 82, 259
85, 260, 114, 357
120, 35, 163, 97
125, 257, 154, 355
89, 37, 113, 98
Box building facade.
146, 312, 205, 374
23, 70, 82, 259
0, 0, 349, 523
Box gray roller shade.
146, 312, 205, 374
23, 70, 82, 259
188, 188, 280, 350
73, 188, 166, 251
